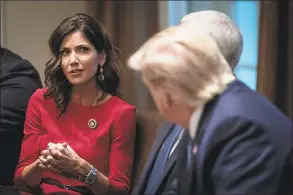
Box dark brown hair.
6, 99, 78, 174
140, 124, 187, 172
44, 13, 121, 117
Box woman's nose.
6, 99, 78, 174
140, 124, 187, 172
69, 54, 79, 66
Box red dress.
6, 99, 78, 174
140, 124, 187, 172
14, 88, 136, 195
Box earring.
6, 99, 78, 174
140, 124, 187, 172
98, 64, 104, 81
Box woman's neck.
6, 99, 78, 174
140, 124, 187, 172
71, 80, 103, 106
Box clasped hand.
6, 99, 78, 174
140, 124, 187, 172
37, 142, 82, 176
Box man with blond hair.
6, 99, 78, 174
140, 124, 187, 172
129, 22, 292, 195
132, 10, 244, 195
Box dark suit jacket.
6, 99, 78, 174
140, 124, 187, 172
0, 47, 42, 185
132, 122, 180, 195
163, 80, 293, 195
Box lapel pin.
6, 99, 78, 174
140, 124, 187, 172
88, 119, 97, 129
193, 145, 198, 154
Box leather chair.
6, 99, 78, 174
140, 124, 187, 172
131, 110, 164, 189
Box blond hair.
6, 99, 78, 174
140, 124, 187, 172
128, 26, 235, 107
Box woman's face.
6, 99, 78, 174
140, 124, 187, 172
59, 31, 106, 86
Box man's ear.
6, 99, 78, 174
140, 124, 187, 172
161, 91, 173, 110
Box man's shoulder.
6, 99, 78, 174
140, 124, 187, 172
200, 81, 292, 154
0, 48, 40, 80
1, 47, 26, 69
210, 80, 290, 130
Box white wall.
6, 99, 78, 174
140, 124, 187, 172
1, 1, 94, 82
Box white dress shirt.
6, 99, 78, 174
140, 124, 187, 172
168, 104, 205, 157
189, 104, 205, 139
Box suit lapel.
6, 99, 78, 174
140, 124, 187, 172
132, 122, 174, 195
151, 144, 178, 194
163, 144, 178, 172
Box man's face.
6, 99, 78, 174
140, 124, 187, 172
143, 78, 189, 127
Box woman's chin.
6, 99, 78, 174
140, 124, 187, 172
68, 78, 87, 86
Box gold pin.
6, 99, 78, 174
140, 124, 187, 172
88, 119, 97, 129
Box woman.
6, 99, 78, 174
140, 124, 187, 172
127, 26, 293, 195
14, 13, 136, 195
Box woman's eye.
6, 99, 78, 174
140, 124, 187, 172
79, 47, 89, 52
60, 50, 70, 56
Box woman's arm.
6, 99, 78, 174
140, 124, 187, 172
77, 106, 136, 195
14, 90, 44, 191
21, 160, 44, 187
76, 159, 110, 195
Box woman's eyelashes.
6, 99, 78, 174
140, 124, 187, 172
77, 45, 90, 53
59, 46, 90, 56
60, 49, 70, 56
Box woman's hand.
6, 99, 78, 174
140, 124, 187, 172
37, 142, 66, 173
38, 142, 88, 177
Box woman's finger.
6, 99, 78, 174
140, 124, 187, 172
41, 149, 50, 157
61, 142, 68, 148
48, 147, 63, 159
56, 143, 67, 154
37, 163, 47, 169
36, 159, 46, 169
66, 144, 74, 152
38, 156, 49, 166
39, 155, 62, 173
46, 155, 59, 167
47, 142, 55, 148
47, 164, 61, 173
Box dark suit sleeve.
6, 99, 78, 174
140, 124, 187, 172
0, 61, 42, 184
0, 64, 42, 132
211, 119, 282, 195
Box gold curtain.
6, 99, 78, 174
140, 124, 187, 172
88, 0, 159, 111
257, 1, 293, 120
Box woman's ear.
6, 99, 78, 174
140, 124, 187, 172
99, 51, 107, 66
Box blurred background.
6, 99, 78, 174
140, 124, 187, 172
0, 1, 292, 119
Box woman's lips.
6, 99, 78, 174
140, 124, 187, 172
69, 69, 84, 75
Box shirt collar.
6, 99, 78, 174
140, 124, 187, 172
189, 103, 205, 139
